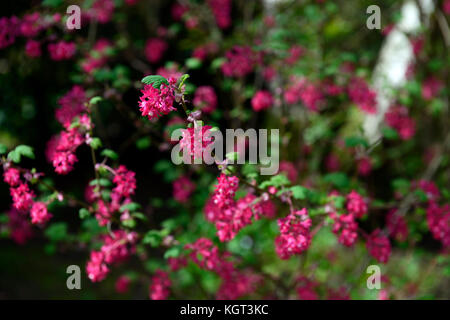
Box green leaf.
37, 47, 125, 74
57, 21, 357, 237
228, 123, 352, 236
290, 186, 309, 200
119, 202, 142, 212
141, 75, 169, 89
164, 245, 182, 259
260, 174, 291, 189
89, 96, 103, 105
382, 127, 399, 140
101, 149, 119, 160
345, 136, 369, 148
178, 74, 190, 88
8, 145, 35, 162
143, 230, 163, 247
89, 178, 112, 187
90, 137, 102, 150
122, 219, 136, 228
324, 172, 349, 189
42, 0, 63, 7
136, 137, 151, 149
186, 58, 202, 69
45, 223, 68, 242
79, 208, 90, 219
7, 151, 20, 163
0, 144, 7, 155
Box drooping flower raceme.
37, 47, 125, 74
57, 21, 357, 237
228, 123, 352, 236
138, 78, 177, 121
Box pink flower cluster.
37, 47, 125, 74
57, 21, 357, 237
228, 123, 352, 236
48, 41, 76, 61
3, 165, 52, 225
179, 125, 214, 160
221, 46, 255, 78
426, 202, 450, 249
173, 176, 196, 203
0, 16, 20, 49
94, 165, 137, 226
421, 77, 443, 100
55, 86, 87, 126
81, 39, 112, 74
185, 238, 258, 299
331, 213, 358, 247
193, 86, 217, 113
284, 77, 324, 112
208, 0, 231, 29
366, 229, 391, 263
384, 105, 416, 140
88, 0, 115, 24
296, 276, 318, 300
386, 210, 408, 242
86, 230, 138, 282
346, 190, 368, 218
7, 207, 33, 245
205, 192, 276, 242
275, 208, 312, 259
138, 78, 177, 121
149, 270, 171, 300
212, 173, 239, 209
348, 77, 377, 114
145, 38, 168, 64
25, 39, 41, 58
251, 90, 273, 112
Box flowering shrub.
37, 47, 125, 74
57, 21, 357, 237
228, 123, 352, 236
0, 0, 449, 300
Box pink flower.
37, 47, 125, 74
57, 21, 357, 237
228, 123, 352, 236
348, 77, 377, 114
115, 276, 131, 294
10, 183, 35, 212
95, 200, 111, 226
30, 202, 52, 225
285, 45, 305, 65
251, 90, 273, 112
278, 161, 298, 183
0, 16, 20, 49
25, 39, 41, 58
101, 230, 137, 265
81, 39, 112, 73
221, 46, 254, 78
284, 77, 323, 111
48, 41, 76, 61
275, 208, 312, 259
88, 0, 115, 24
366, 229, 391, 263
7, 207, 33, 245
426, 202, 450, 249
444, 0, 450, 15
20, 13, 41, 37
422, 77, 442, 100
112, 165, 136, 198
171, 3, 188, 21
414, 180, 440, 201
179, 124, 214, 160
3, 167, 21, 187
56, 86, 87, 126
346, 190, 368, 219
296, 277, 318, 300
325, 154, 340, 172
193, 86, 217, 113
384, 105, 416, 140
357, 156, 372, 176
51, 128, 84, 174
386, 210, 408, 242
138, 78, 176, 121
331, 213, 358, 247
149, 270, 171, 300
145, 38, 168, 64
86, 251, 109, 282
212, 174, 239, 210
173, 176, 195, 203
208, 0, 231, 29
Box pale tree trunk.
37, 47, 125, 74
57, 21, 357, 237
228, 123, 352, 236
363, 0, 435, 143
